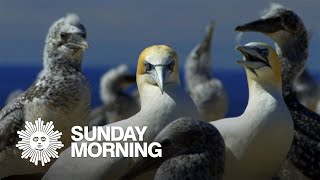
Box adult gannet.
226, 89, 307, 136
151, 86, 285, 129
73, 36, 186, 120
185, 22, 228, 121
0, 14, 90, 178
120, 117, 225, 180
43, 45, 200, 180
211, 42, 294, 179
88, 64, 139, 127
235, 4, 320, 179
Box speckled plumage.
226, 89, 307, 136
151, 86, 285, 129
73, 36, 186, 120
236, 4, 320, 179
88, 64, 139, 128
184, 22, 228, 121
120, 117, 225, 180
0, 14, 90, 178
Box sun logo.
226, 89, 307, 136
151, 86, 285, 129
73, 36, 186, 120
16, 118, 64, 166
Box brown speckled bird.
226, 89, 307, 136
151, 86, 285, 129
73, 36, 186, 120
0, 14, 90, 178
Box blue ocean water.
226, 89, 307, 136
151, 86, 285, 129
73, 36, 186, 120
0, 65, 265, 117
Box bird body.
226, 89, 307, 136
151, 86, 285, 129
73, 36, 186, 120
185, 22, 228, 121
0, 14, 90, 178
43, 45, 200, 180
211, 42, 294, 179
213, 82, 292, 179
121, 117, 225, 180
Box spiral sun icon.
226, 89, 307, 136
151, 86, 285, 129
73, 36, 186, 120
16, 118, 64, 166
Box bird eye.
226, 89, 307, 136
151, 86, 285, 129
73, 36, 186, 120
60, 32, 68, 39
144, 61, 152, 72
168, 61, 175, 71
260, 49, 269, 57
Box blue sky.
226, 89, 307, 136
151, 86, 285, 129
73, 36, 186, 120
0, 0, 319, 70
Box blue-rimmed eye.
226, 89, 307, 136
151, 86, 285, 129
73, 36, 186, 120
144, 61, 152, 72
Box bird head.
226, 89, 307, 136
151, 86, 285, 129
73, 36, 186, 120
100, 64, 136, 104
236, 42, 282, 87
187, 21, 214, 73
136, 45, 179, 94
235, 4, 305, 46
45, 14, 89, 61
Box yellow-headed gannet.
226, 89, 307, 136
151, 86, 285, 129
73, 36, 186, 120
43, 45, 200, 180
120, 117, 225, 180
0, 14, 90, 178
235, 4, 320, 179
211, 42, 294, 179
185, 22, 228, 121
88, 64, 139, 127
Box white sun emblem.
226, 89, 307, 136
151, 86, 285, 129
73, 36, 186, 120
16, 118, 64, 166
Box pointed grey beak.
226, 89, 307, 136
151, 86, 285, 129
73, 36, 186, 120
154, 66, 167, 94
235, 17, 284, 33
65, 33, 89, 49
235, 45, 270, 69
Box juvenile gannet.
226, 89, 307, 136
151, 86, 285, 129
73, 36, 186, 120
88, 64, 139, 127
43, 45, 200, 180
185, 22, 228, 121
0, 14, 90, 178
235, 5, 320, 178
120, 117, 225, 180
211, 42, 294, 179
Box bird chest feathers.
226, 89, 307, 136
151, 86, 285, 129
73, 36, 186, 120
23, 74, 91, 145
221, 92, 294, 178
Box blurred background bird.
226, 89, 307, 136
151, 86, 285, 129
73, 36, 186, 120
88, 64, 139, 128
184, 22, 228, 121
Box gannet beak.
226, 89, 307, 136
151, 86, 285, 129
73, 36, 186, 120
236, 45, 271, 70
65, 33, 89, 49
154, 65, 168, 94
235, 17, 284, 33
199, 21, 214, 53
